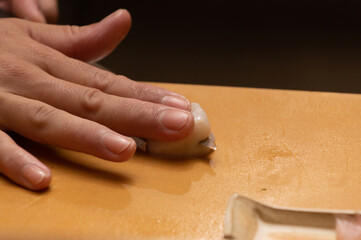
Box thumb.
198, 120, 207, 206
28, 9, 132, 62
12, 0, 46, 23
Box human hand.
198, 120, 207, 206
0, 0, 58, 23
0, 9, 194, 191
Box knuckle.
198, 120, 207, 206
20, 43, 56, 72
6, 148, 23, 163
81, 88, 105, 115
30, 105, 56, 130
141, 105, 159, 122
128, 100, 158, 123
87, 69, 114, 92
132, 82, 165, 101
0, 148, 22, 171
64, 24, 81, 37
0, 58, 30, 79
60, 25, 82, 58
27, 42, 56, 62
117, 74, 131, 83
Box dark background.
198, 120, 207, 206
58, 0, 361, 93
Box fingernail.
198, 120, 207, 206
103, 133, 131, 155
113, 9, 124, 17
22, 165, 46, 187
158, 109, 190, 131
161, 96, 190, 110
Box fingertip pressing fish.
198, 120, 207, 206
133, 103, 216, 158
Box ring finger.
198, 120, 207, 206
6, 65, 194, 141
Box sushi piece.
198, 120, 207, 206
133, 103, 216, 158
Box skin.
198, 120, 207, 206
0, 6, 194, 191
0, 0, 58, 23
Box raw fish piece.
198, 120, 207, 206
147, 103, 216, 158
336, 214, 361, 240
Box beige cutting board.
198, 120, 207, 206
1, 83, 361, 240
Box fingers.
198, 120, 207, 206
0, 92, 136, 162
1, 0, 57, 23
41, 54, 191, 110
6, 66, 193, 141
39, 0, 58, 23
28, 9, 132, 62
0, 130, 51, 190
11, 0, 46, 23
0, 14, 192, 142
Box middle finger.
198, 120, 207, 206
6, 65, 194, 141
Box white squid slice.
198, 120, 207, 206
147, 103, 216, 158
336, 214, 361, 240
